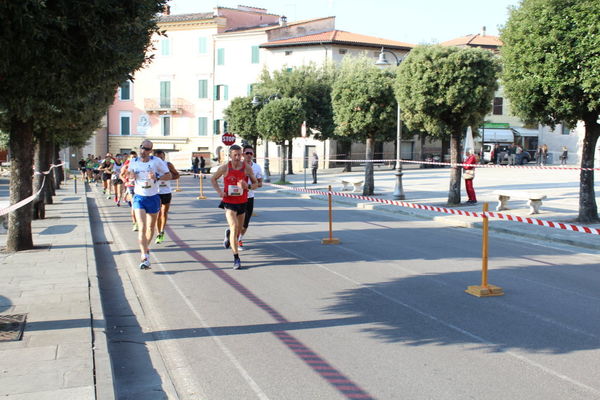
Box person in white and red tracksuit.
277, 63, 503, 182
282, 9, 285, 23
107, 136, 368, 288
463, 149, 478, 204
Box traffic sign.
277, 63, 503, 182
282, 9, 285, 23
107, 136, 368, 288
221, 132, 236, 146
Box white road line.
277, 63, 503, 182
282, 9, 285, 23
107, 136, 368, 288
151, 250, 271, 400
265, 229, 600, 397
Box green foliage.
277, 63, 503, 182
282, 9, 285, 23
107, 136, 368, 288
256, 98, 305, 144
394, 45, 500, 137
500, 0, 600, 128
256, 63, 336, 139
223, 96, 259, 145
331, 56, 397, 141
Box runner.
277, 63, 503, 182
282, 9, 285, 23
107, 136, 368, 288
153, 150, 180, 244
121, 151, 138, 230
210, 145, 258, 270
112, 154, 125, 207
85, 155, 94, 182
121, 141, 171, 269
78, 158, 87, 182
99, 153, 114, 199
238, 145, 263, 250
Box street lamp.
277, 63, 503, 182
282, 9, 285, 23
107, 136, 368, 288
252, 94, 279, 183
376, 47, 405, 200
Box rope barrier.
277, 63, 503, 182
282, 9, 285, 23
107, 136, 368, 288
266, 183, 600, 236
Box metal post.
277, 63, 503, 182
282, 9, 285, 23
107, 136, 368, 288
197, 173, 206, 199
263, 141, 271, 183
321, 185, 340, 244
393, 104, 405, 200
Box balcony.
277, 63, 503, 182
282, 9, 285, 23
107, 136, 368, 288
144, 98, 186, 114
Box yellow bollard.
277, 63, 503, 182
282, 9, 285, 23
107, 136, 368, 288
174, 178, 182, 192
465, 202, 504, 297
321, 185, 340, 245
197, 173, 207, 200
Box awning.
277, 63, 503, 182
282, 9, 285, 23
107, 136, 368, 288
479, 128, 514, 142
512, 127, 539, 137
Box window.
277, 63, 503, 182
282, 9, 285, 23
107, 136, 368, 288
492, 97, 503, 115
217, 48, 225, 65
119, 112, 131, 136
160, 81, 171, 107
213, 119, 227, 135
562, 123, 571, 135
199, 37, 207, 54
198, 79, 208, 98
251, 46, 260, 64
339, 49, 347, 55
247, 83, 256, 96
161, 116, 171, 136
285, 50, 293, 56
119, 81, 131, 100
161, 38, 170, 56
198, 117, 208, 136
214, 84, 228, 101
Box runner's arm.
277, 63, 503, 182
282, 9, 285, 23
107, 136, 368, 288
246, 165, 258, 190
166, 162, 180, 180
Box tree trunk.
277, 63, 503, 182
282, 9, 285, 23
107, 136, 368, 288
287, 142, 294, 175
279, 142, 287, 183
53, 146, 62, 190
577, 115, 600, 223
447, 132, 462, 205
341, 140, 352, 172
32, 138, 46, 220
44, 141, 55, 202
7, 118, 34, 251
363, 136, 375, 196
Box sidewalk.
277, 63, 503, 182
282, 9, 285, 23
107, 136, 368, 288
0, 178, 113, 400
277, 163, 600, 252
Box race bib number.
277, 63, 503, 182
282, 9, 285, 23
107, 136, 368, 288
227, 185, 242, 196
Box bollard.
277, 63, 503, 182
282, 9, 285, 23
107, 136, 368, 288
465, 202, 504, 297
174, 178, 182, 192
73, 175, 77, 194
197, 173, 207, 200
321, 185, 340, 245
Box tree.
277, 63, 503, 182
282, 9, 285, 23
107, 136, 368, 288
256, 64, 336, 174
223, 96, 260, 149
0, 0, 166, 251
256, 98, 305, 184
394, 45, 499, 204
501, 0, 600, 223
331, 56, 397, 195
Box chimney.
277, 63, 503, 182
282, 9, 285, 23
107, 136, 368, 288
163, 5, 171, 15
279, 16, 287, 27
481, 26, 486, 36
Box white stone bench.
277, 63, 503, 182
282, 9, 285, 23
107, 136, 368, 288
340, 178, 364, 193
492, 190, 547, 215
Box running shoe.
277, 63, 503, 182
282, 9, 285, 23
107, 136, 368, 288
106, 194, 112, 199
132, 222, 138, 232
238, 240, 244, 251
139, 258, 151, 270
223, 228, 231, 249
155, 232, 165, 244
102, 188, 105, 194
116, 201, 120, 207
233, 258, 242, 270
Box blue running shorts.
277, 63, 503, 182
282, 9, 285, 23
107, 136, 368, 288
133, 194, 161, 214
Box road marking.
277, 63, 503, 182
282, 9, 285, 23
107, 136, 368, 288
269, 235, 600, 397
166, 226, 374, 400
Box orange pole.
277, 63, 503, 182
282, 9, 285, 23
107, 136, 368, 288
481, 202, 489, 288
175, 178, 182, 192
328, 185, 333, 241
197, 173, 206, 199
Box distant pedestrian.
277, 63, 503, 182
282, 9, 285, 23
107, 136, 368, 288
541, 144, 548, 166
560, 146, 568, 165
311, 152, 318, 184
463, 149, 477, 204
508, 144, 516, 165
192, 157, 200, 177
200, 156, 206, 176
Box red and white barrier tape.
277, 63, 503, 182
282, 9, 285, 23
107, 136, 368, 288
267, 183, 600, 236
0, 163, 65, 217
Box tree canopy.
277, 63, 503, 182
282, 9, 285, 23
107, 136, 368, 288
223, 96, 260, 148
394, 45, 499, 204
331, 56, 397, 195
501, 0, 600, 222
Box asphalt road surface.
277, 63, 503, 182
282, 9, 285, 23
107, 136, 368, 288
89, 176, 600, 400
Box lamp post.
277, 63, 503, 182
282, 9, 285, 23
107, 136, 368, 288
252, 94, 279, 183
376, 47, 405, 200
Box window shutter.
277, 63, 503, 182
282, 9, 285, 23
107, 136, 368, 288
217, 48, 225, 65
199, 80, 207, 98
199, 37, 207, 54
251, 46, 259, 64
224, 85, 228, 101
199, 117, 207, 136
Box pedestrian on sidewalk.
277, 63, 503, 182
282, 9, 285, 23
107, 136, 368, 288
112, 154, 125, 206
311, 152, 319, 184
153, 150, 180, 244
560, 146, 568, 165
463, 149, 477, 204
210, 145, 258, 270
238, 145, 263, 251
121, 140, 171, 269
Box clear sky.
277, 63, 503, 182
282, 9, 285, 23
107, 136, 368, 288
168, 0, 521, 45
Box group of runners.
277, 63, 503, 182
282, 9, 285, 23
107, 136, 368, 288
95, 140, 263, 271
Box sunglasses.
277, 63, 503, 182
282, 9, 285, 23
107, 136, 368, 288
244, 152, 254, 155
140, 146, 152, 151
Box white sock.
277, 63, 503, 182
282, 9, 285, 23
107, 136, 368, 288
238, 234, 244, 241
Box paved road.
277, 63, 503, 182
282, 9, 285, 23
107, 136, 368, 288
90, 176, 600, 400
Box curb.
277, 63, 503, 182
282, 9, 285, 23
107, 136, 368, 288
81, 181, 116, 400
274, 188, 599, 252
